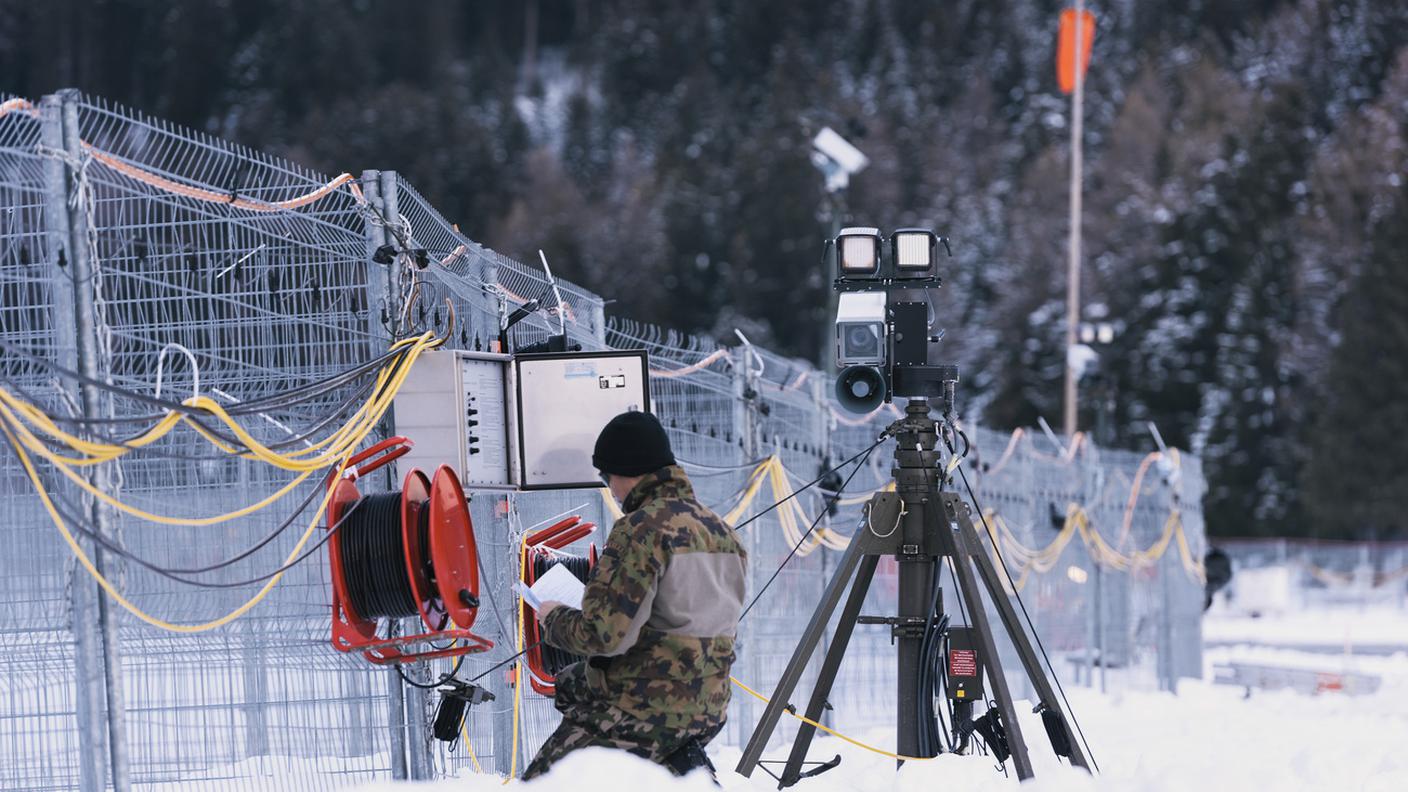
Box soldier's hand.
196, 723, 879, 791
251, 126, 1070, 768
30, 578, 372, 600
536, 601, 564, 623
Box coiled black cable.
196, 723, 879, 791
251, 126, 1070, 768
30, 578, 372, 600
914, 558, 950, 757
531, 552, 593, 675
341, 492, 421, 619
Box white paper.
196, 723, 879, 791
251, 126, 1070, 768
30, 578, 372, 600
518, 562, 586, 611
513, 580, 544, 611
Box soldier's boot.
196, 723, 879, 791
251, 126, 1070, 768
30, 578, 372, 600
663, 736, 717, 783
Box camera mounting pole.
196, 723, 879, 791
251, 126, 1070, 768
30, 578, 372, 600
734, 393, 1089, 786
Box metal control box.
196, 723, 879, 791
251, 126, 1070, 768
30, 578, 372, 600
393, 348, 650, 491
510, 350, 650, 490
393, 349, 515, 490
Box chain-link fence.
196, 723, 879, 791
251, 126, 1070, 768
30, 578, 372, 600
1, 90, 1207, 791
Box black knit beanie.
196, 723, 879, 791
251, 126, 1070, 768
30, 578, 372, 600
592, 411, 676, 477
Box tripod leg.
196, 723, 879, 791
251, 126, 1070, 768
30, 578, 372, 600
935, 499, 1035, 780
946, 494, 1091, 770
736, 494, 902, 778
778, 554, 880, 787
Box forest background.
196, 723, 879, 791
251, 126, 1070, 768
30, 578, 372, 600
4, 0, 1406, 539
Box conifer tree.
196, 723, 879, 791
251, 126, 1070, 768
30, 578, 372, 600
1303, 182, 1408, 540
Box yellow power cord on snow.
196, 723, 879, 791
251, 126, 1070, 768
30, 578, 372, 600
729, 676, 933, 763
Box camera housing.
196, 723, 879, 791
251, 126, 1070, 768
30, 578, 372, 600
836, 292, 887, 366
830, 226, 958, 413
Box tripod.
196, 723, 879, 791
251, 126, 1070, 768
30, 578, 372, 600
735, 399, 1090, 785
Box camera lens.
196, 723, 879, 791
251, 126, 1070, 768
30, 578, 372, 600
844, 324, 879, 358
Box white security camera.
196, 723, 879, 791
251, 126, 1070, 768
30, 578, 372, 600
836, 291, 887, 366
811, 127, 869, 193
812, 127, 869, 175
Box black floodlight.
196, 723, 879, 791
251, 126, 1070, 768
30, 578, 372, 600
836, 226, 883, 278
891, 228, 939, 278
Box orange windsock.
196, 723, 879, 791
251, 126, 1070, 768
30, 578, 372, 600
1057, 9, 1096, 94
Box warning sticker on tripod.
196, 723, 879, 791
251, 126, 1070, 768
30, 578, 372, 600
950, 649, 978, 678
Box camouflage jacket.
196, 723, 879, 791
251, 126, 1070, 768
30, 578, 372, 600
542, 465, 748, 730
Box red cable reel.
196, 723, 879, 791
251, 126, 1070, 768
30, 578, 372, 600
327, 436, 494, 664
520, 516, 598, 696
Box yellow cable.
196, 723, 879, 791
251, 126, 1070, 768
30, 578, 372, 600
460, 719, 485, 775
0, 409, 314, 526
730, 676, 932, 762
0, 333, 432, 526
722, 458, 774, 525
0, 415, 351, 633
1, 331, 431, 469
506, 535, 528, 783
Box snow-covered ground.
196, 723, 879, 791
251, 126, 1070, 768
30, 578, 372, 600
154, 599, 1405, 791
339, 661, 1408, 791
1203, 604, 1408, 653
336, 600, 1408, 792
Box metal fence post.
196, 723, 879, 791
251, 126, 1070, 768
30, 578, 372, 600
46, 88, 133, 792
812, 374, 836, 727
1094, 560, 1107, 693
241, 623, 270, 757
731, 346, 762, 746
359, 169, 411, 781
1158, 552, 1176, 693
39, 89, 108, 792
492, 497, 521, 776
377, 170, 436, 780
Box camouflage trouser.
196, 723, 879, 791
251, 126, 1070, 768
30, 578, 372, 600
522, 663, 722, 780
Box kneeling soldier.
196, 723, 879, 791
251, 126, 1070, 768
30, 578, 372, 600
524, 411, 747, 780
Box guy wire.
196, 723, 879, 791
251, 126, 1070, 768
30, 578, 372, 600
733, 435, 887, 534
739, 438, 882, 621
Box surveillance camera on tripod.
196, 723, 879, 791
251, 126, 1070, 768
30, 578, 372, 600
735, 225, 1094, 786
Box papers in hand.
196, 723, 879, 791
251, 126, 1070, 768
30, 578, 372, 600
514, 562, 585, 612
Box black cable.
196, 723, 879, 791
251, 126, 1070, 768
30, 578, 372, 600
733, 435, 887, 535
738, 439, 882, 622
42, 484, 360, 589
916, 570, 950, 757
944, 428, 1101, 773
164, 484, 324, 573
1, 374, 379, 460
468, 640, 544, 683
0, 408, 369, 587
341, 492, 419, 620
0, 338, 416, 458
396, 657, 466, 690
0, 339, 410, 420
0, 348, 399, 459
530, 552, 593, 676
944, 540, 976, 753
396, 665, 438, 689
